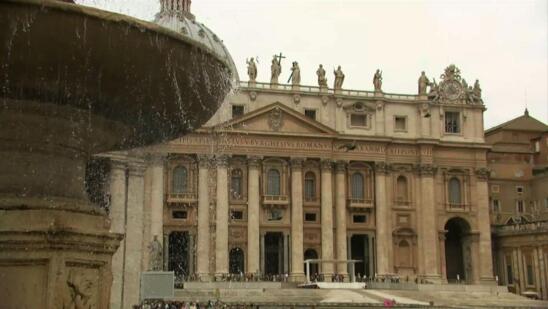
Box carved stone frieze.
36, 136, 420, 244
268, 107, 284, 131
293, 94, 301, 104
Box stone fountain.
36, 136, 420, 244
0, 0, 234, 308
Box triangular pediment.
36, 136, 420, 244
210, 102, 338, 135
486, 112, 548, 135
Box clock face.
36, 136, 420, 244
441, 80, 463, 101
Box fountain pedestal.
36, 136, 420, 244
0, 1, 233, 308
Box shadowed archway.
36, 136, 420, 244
444, 217, 472, 283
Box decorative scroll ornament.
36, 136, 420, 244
268, 107, 284, 131
438, 64, 465, 102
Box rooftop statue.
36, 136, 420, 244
428, 78, 440, 101
334, 66, 345, 90
289, 61, 301, 85
316, 64, 328, 88
474, 79, 482, 99
418, 71, 430, 95
373, 69, 383, 92
271, 55, 282, 84
246, 57, 257, 82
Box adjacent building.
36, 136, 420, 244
487, 110, 548, 299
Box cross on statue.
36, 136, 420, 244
275, 52, 286, 65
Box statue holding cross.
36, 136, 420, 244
270, 53, 285, 84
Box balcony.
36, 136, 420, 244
262, 195, 289, 207
347, 198, 373, 211
167, 192, 197, 205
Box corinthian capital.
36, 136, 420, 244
417, 164, 437, 176
198, 154, 212, 168
374, 161, 389, 174
321, 159, 333, 170
475, 167, 490, 181
248, 156, 262, 168
335, 160, 347, 173
216, 154, 229, 167
290, 157, 304, 169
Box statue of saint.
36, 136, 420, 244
270, 56, 281, 84
373, 69, 383, 91
473, 79, 482, 98
418, 71, 430, 95
246, 57, 257, 82
148, 235, 163, 271
316, 64, 327, 87
333, 65, 345, 90
428, 78, 439, 101
289, 61, 301, 85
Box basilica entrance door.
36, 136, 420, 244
168, 231, 189, 283
351, 234, 371, 278
264, 232, 284, 275
444, 217, 471, 283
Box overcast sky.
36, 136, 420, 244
78, 0, 547, 129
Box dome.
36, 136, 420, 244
154, 0, 239, 82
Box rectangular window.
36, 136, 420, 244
517, 200, 524, 213
231, 210, 244, 220
172, 210, 187, 219
492, 199, 500, 212
545, 197, 548, 209
516, 186, 524, 194
232, 105, 244, 118
350, 114, 367, 127
267, 209, 283, 221
353, 215, 367, 223
394, 116, 407, 131
525, 254, 535, 286
445, 111, 460, 133
304, 109, 316, 120
304, 213, 317, 222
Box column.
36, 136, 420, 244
108, 160, 127, 309
374, 162, 390, 276
418, 164, 440, 281
196, 155, 211, 279
475, 168, 495, 284
215, 155, 229, 276
320, 159, 334, 280
247, 156, 261, 275
438, 232, 447, 282
290, 158, 305, 281
335, 161, 348, 276
149, 155, 165, 255
260, 232, 265, 274
123, 161, 146, 308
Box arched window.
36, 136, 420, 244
304, 171, 316, 201
396, 175, 408, 201
351, 172, 364, 199
172, 166, 188, 194
448, 177, 462, 204
267, 169, 281, 196
231, 168, 243, 199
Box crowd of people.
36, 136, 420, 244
134, 300, 257, 309
175, 272, 291, 283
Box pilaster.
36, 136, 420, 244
374, 161, 391, 276
475, 167, 495, 284
290, 157, 305, 281
196, 155, 211, 280
335, 161, 348, 275
215, 155, 229, 276
320, 159, 334, 279
247, 156, 261, 275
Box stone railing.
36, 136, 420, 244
167, 192, 198, 204
262, 194, 289, 205
494, 220, 548, 234
347, 198, 374, 210
239, 81, 419, 101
